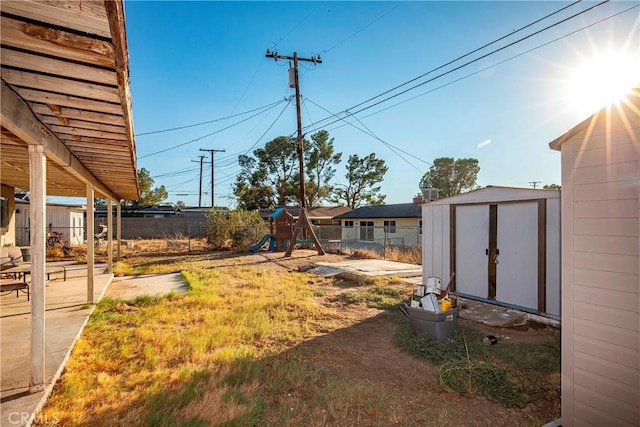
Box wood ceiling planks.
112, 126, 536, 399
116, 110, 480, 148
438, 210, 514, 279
1, 0, 139, 201
1, 0, 111, 38
0, 15, 115, 68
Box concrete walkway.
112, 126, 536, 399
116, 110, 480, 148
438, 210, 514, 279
0, 268, 187, 427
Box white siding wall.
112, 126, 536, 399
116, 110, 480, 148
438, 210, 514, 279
560, 109, 639, 426
546, 198, 561, 316
422, 204, 450, 282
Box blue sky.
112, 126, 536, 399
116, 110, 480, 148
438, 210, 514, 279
122, 0, 640, 207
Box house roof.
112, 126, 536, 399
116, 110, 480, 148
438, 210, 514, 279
308, 206, 352, 219
549, 86, 639, 151
261, 206, 352, 221
333, 203, 422, 219
425, 185, 560, 206
1, 0, 139, 201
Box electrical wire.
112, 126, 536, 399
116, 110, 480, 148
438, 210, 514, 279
318, 2, 405, 55
138, 99, 286, 159
272, 4, 320, 50
335, 0, 584, 116
135, 99, 286, 136
324, 2, 639, 128
304, 0, 607, 134
305, 97, 430, 170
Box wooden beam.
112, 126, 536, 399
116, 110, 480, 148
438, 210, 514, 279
1, 78, 119, 200
28, 144, 46, 393
86, 184, 95, 303
0, 15, 115, 67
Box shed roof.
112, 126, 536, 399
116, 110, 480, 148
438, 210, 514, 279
1, 0, 139, 201
549, 86, 639, 151
425, 186, 560, 206
333, 203, 422, 219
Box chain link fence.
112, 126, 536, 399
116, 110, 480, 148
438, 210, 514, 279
315, 225, 422, 256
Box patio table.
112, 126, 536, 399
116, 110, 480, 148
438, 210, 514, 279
2, 261, 77, 283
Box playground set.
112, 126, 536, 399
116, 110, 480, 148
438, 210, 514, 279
248, 208, 313, 253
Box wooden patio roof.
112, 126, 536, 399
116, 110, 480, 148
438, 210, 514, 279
0, 0, 139, 201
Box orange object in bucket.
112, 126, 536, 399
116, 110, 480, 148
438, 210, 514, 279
441, 299, 452, 312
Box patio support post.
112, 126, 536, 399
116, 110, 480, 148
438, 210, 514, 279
86, 184, 95, 304
107, 199, 113, 273
28, 144, 46, 393
117, 202, 122, 260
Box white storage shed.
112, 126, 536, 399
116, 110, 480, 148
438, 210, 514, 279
422, 186, 561, 316
549, 88, 639, 427
15, 200, 85, 246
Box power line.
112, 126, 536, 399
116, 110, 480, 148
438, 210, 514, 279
305, 97, 430, 169
303, 0, 609, 134
135, 99, 285, 136
318, 2, 405, 55
341, 0, 585, 116
138, 99, 285, 159
322, 2, 639, 130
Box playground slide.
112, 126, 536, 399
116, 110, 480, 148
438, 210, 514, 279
248, 234, 275, 253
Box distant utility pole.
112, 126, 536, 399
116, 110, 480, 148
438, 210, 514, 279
529, 181, 541, 189
192, 155, 206, 207
200, 148, 225, 208
266, 49, 324, 257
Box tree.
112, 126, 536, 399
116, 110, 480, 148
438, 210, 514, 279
332, 153, 388, 209
135, 167, 168, 206
233, 136, 298, 210
543, 184, 561, 190
419, 157, 479, 198
304, 130, 342, 207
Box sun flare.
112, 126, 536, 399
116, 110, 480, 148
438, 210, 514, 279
566, 51, 640, 114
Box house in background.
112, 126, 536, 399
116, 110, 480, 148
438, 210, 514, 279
549, 88, 639, 426
15, 199, 86, 246
421, 186, 561, 317
333, 200, 423, 250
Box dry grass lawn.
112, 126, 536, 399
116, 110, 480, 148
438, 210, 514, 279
36, 240, 559, 426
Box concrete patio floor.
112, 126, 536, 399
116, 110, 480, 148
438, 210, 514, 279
1, 266, 112, 426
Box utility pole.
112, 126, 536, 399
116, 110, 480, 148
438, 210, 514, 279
200, 148, 225, 209
266, 49, 325, 256
191, 155, 206, 207
529, 181, 541, 189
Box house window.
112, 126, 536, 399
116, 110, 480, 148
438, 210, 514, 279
0, 197, 8, 228
344, 220, 354, 227
383, 220, 396, 234
359, 221, 374, 241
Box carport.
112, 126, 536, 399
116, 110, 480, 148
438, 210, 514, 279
1, 0, 138, 393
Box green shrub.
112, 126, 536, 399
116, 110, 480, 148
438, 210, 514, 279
206, 210, 268, 249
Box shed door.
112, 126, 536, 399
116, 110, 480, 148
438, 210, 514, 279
495, 202, 538, 309
455, 205, 489, 297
